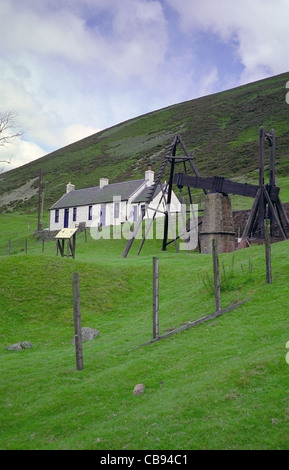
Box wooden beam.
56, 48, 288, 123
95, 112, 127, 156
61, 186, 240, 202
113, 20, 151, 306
212, 239, 221, 312
259, 126, 265, 186
174, 173, 261, 198
258, 186, 265, 242
137, 182, 170, 256
152, 257, 159, 340
241, 187, 262, 240
122, 213, 145, 258
276, 198, 289, 231
263, 186, 286, 239
73, 272, 83, 370
162, 152, 176, 251
269, 129, 276, 187
177, 135, 202, 178
132, 299, 250, 349
264, 219, 272, 284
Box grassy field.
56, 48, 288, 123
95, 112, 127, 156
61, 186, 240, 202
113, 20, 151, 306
1, 214, 289, 450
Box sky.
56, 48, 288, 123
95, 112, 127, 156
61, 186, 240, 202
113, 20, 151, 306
1, 0, 289, 171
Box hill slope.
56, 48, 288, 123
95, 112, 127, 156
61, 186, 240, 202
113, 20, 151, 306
1, 232, 289, 449
1, 71, 289, 214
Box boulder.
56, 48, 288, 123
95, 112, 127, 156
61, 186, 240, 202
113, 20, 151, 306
133, 384, 145, 396
6, 341, 32, 351
72, 327, 99, 343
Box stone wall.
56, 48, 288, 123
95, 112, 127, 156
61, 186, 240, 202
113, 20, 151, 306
33, 229, 59, 241
198, 200, 289, 253
200, 193, 235, 254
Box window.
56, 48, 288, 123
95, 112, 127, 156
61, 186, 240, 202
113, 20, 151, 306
55, 209, 59, 223
73, 207, 77, 222
114, 202, 120, 219
88, 205, 92, 220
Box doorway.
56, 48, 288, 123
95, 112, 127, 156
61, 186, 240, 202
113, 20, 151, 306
100, 204, 106, 226
64, 208, 69, 228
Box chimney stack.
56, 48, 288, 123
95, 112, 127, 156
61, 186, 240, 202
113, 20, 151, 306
100, 178, 109, 188
145, 165, 154, 186
66, 182, 75, 193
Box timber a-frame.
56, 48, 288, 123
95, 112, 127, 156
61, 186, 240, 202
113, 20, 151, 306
122, 127, 289, 257
122, 134, 204, 258
240, 127, 289, 244
174, 127, 289, 245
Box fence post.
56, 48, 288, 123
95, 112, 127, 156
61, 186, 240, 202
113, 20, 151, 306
265, 218, 272, 284
73, 272, 83, 371
212, 239, 221, 312
153, 257, 159, 340
25, 238, 28, 254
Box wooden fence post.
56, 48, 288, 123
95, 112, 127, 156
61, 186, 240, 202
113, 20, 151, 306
25, 239, 28, 254
153, 257, 159, 340
212, 239, 221, 312
73, 272, 83, 371
265, 218, 272, 284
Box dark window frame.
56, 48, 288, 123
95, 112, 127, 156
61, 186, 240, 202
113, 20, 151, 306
114, 202, 120, 219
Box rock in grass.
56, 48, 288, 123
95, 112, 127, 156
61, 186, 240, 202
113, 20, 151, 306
71, 327, 99, 343
133, 384, 145, 396
6, 341, 32, 351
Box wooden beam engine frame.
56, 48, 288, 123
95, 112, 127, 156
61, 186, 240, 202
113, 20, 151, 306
174, 127, 289, 245
122, 127, 289, 257
241, 127, 289, 243
122, 134, 205, 258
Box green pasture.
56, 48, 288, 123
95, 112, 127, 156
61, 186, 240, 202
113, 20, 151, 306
0, 213, 289, 449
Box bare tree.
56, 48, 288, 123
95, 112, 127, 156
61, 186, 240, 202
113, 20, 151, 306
0, 112, 24, 171
0, 111, 24, 148
0, 154, 13, 165
0, 154, 13, 174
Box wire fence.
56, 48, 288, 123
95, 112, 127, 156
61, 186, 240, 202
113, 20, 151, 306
0, 229, 90, 257
1, 231, 289, 383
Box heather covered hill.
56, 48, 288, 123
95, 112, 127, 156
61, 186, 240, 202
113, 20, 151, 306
1, 71, 289, 213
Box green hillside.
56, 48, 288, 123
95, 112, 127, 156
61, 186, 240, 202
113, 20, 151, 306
0, 217, 289, 450
1, 71, 289, 214
1, 72, 289, 450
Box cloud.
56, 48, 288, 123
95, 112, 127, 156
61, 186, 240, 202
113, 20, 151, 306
63, 124, 101, 146
198, 67, 219, 97
2, 0, 96, 64
103, 1, 168, 81
1, 0, 289, 172
165, 0, 289, 83
1, 0, 173, 156
0, 139, 45, 172
2, 0, 169, 80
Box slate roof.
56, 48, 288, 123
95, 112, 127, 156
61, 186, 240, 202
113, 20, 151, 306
132, 184, 163, 204
50, 179, 146, 210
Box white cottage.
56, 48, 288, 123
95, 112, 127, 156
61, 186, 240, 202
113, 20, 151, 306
49, 168, 180, 231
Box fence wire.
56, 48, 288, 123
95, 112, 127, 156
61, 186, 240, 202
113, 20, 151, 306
0, 230, 90, 257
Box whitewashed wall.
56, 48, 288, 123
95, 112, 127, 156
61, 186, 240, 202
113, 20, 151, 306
49, 205, 96, 231
50, 200, 130, 230
49, 188, 180, 231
